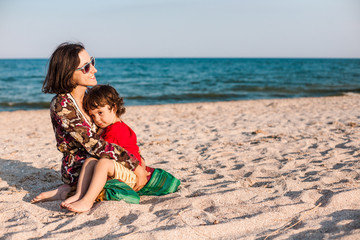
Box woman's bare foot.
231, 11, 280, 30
65, 199, 94, 213
31, 184, 71, 204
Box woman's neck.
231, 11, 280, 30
69, 86, 92, 123
70, 86, 87, 105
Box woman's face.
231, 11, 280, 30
72, 50, 97, 87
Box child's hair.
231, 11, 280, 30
83, 85, 126, 117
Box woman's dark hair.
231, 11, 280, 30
42, 42, 85, 94
83, 85, 126, 117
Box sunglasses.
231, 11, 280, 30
75, 57, 95, 74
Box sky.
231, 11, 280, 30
0, 0, 359, 58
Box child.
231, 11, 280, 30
62, 85, 180, 213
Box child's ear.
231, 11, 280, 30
111, 105, 117, 113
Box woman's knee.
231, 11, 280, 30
83, 157, 97, 167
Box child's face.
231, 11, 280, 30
88, 105, 117, 129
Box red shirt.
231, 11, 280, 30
101, 121, 142, 165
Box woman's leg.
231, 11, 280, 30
65, 158, 115, 213
60, 157, 97, 206
31, 184, 72, 203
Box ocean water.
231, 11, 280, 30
0, 58, 359, 112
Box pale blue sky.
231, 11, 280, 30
0, 0, 359, 58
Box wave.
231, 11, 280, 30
0, 101, 50, 111
228, 86, 360, 95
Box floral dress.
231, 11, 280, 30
50, 93, 139, 186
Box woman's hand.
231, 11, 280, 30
141, 159, 147, 171
133, 165, 149, 191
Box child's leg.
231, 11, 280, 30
61, 157, 97, 206
65, 158, 115, 213
113, 160, 137, 189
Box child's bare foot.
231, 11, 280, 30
60, 194, 81, 208
31, 184, 71, 203
65, 199, 94, 213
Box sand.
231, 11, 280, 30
1, 95, 360, 240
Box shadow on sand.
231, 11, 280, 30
0, 158, 62, 206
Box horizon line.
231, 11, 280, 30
1, 57, 360, 60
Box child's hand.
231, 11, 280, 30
133, 165, 150, 191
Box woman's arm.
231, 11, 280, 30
95, 128, 104, 139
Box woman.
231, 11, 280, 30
31, 42, 148, 204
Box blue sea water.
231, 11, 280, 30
0, 58, 359, 112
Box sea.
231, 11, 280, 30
0, 58, 359, 112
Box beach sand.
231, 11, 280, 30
1, 95, 360, 239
